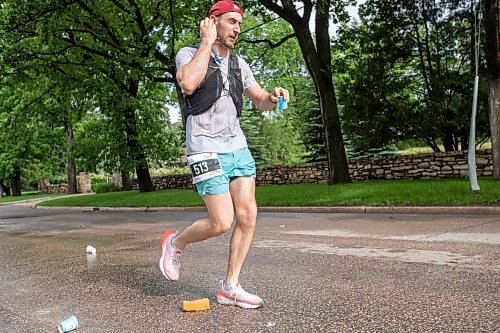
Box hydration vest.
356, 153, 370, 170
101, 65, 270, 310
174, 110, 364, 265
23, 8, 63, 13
183, 46, 243, 120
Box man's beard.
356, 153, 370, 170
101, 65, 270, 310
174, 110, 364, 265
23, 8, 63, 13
216, 36, 234, 49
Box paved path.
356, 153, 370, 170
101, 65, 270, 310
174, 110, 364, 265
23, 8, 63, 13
0, 204, 499, 332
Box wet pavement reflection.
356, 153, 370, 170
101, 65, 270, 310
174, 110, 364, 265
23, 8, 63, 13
0, 204, 499, 332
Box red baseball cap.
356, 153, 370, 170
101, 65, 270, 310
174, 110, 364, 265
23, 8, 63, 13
208, 1, 243, 17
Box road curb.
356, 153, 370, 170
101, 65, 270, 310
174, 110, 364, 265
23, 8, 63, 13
33, 205, 500, 215
261, 206, 500, 215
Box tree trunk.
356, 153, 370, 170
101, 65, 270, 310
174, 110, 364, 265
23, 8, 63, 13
489, 80, 500, 179
0, 182, 3, 198
11, 168, 22, 196
317, 70, 351, 183
121, 172, 132, 191
290, 13, 350, 183
484, 0, 500, 179
460, 134, 469, 151
65, 123, 78, 194
4, 184, 11, 196
125, 79, 154, 192
442, 128, 455, 151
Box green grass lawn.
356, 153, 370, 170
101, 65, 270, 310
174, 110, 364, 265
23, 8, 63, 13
37, 178, 499, 207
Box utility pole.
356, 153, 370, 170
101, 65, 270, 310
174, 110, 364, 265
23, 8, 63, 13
469, 0, 482, 191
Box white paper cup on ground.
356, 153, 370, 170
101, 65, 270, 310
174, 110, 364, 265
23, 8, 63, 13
58, 315, 78, 333
86, 253, 97, 268
85, 245, 96, 254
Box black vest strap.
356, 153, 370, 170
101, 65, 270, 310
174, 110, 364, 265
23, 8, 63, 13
183, 46, 243, 121
228, 53, 243, 117
183, 56, 223, 119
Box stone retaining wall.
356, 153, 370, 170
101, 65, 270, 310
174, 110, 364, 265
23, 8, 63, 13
257, 149, 493, 185
37, 179, 70, 194
79, 172, 92, 194
130, 149, 493, 190
38, 150, 493, 193
38, 172, 91, 195
147, 173, 193, 190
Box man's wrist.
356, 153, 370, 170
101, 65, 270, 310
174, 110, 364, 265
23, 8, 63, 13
200, 40, 213, 48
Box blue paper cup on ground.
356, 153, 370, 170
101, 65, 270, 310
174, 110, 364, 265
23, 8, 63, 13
58, 315, 78, 333
278, 96, 288, 110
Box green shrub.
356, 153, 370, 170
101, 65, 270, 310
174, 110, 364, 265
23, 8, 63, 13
150, 167, 189, 176
48, 174, 68, 184
91, 173, 108, 184
90, 173, 110, 192
94, 183, 118, 193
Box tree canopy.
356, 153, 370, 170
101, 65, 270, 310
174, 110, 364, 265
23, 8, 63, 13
0, 0, 496, 195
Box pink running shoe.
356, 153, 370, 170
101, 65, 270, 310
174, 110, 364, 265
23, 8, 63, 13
159, 230, 181, 281
216, 281, 264, 309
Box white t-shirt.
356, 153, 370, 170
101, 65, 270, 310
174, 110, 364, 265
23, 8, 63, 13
176, 46, 257, 154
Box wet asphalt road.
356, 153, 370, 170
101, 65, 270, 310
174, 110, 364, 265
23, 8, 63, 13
0, 203, 499, 333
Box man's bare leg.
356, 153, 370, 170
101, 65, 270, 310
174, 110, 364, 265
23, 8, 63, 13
173, 192, 234, 250
225, 176, 257, 285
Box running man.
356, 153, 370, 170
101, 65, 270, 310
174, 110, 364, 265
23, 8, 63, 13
160, 0, 290, 309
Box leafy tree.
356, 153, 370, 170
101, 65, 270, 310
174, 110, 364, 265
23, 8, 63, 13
253, 0, 353, 184
0, 0, 189, 192
239, 106, 266, 164
73, 86, 182, 186
0, 79, 64, 196
293, 77, 326, 161
259, 111, 307, 165
333, 20, 425, 154
334, 0, 489, 154
236, 15, 311, 165
240, 104, 306, 166
44, 79, 95, 193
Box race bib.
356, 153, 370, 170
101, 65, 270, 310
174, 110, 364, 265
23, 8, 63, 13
187, 152, 223, 184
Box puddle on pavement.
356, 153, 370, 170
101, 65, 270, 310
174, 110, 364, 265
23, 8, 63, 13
253, 240, 487, 269
283, 230, 500, 245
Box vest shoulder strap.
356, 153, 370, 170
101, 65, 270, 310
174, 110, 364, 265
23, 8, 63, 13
183, 45, 243, 119
229, 52, 242, 80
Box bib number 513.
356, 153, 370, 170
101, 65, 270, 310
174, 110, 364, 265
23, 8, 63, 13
187, 152, 223, 184
191, 161, 209, 177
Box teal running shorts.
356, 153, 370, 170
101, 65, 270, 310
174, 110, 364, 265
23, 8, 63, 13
194, 147, 256, 196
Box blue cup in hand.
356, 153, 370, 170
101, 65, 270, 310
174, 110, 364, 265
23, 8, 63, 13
278, 96, 288, 110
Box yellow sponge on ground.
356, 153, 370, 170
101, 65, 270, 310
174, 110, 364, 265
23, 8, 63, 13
183, 298, 210, 312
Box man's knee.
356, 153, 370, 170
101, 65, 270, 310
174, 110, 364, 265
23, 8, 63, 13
209, 213, 234, 236
235, 205, 257, 229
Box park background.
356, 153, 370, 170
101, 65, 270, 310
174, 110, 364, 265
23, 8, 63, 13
0, 0, 499, 201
